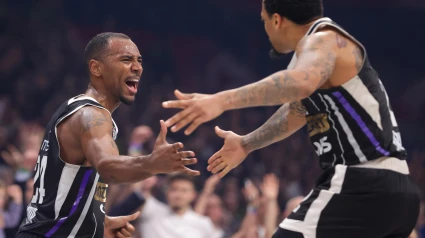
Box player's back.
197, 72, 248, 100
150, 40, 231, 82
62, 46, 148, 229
17, 95, 117, 238
289, 17, 407, 169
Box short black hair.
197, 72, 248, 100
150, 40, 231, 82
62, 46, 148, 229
167, 173, 196, 188
263, 0, 323, 25
84, 32, 130, 64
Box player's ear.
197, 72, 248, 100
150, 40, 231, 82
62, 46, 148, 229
273, 13, 281, 28
88, 59, 102, 77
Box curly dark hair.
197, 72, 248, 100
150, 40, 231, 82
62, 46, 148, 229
263, 0, 323, 25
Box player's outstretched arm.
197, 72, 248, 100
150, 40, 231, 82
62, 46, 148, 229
207, 101, 307, 178
162, 32, 335, 135
79, 107, 199, 184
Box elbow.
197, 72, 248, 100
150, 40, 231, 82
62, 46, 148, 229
296, 82, 316, 100
96, 159, 118, 184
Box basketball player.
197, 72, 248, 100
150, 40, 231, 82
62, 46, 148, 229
16, 32, 199, 238
162, 0, 420, 237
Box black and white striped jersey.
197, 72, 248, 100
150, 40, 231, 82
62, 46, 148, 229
288, 18, 407, 169
17, 95, 118, 238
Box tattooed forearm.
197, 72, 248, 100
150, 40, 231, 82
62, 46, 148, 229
240, 104, 290, 153
289, 101, 307, 117
220, 33, 336, 110
223, 70, 310, 109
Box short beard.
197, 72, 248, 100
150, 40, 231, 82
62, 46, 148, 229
119, 95, 134, 105
269, 48, 287, 59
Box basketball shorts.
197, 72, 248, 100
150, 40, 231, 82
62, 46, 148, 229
273, 160, 420, 238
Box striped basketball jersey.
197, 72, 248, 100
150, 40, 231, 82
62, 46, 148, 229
17, 95, 118, 238
288, 18, 407, 169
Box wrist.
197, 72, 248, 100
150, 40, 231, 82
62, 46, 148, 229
240, 135, 254, 154
140, 154, 158, 175
215, 91, 232, 111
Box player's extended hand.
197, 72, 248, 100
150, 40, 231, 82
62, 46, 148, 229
148, 120, 200, 176
207, 126, 249, 178
104, 212, 139, 238
162, 90, 225, 135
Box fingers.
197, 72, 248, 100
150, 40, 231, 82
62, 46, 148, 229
162, 99, 190, 109
171, 112, 198, 134
181, 158, 197, 166
156, 120, 168, 143
180, 167, 201, 176
207, 156, 222, 171
116, 231, 127, 238
214, 126, 227, 139
119, 222, 135, 237
165, 108, 191, 129
171, 142, 184, 151
125, 211, 140, 222
184, 117, 204, 135
219, 166, 232, 178
208, 150, 222, 165
175, 90, 195, 100
176, 151, 195, 159
211, 162, 226, 174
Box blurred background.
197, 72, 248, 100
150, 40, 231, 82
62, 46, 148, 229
0, 0, 424, 237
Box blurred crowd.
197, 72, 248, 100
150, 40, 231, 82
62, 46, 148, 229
1, 0, 425, 237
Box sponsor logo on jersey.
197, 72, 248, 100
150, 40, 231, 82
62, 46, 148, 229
94, 182, 108, 203
306, 113, 330, 137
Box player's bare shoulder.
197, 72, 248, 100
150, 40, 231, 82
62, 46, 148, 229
77, 106, 113, 137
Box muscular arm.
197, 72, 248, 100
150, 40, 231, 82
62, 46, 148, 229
217, 32, 336, 110
79, 107, 153, 183
241, 101, 307, 153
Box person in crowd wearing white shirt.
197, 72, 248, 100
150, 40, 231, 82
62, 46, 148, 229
140, 173, 215, 238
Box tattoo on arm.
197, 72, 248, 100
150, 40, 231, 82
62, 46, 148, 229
241, 104, 290, 152
222, 33, 336, 109
336, 34, 347, 48
81, 112, 111, 133
352, 46, 363, 71
289, 101, 307, 117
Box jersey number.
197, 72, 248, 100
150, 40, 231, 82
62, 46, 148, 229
314, 136, 332, 156
31, 155, 47, 204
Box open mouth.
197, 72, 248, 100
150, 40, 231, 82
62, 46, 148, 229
125, 78, 139, 93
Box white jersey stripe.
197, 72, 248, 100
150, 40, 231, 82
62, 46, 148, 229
318, 94, 346, 164
323, 95, 368, 163
67, 173, 100, 238
342, 76, 382, 130
54, 165, 80, 219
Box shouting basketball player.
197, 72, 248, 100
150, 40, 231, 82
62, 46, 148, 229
16, 32, 200, 238
162, 0, 420, 237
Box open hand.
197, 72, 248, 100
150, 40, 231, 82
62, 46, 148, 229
162, 90, 225, 135
148, 120, 200, 176
207, 126, 248, 178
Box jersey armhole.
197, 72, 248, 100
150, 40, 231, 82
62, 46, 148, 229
54, 104, 111, 168
311, 22, 367, 71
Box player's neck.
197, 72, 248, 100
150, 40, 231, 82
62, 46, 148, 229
286, 21, 316, 51
84, 85, 120, 113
